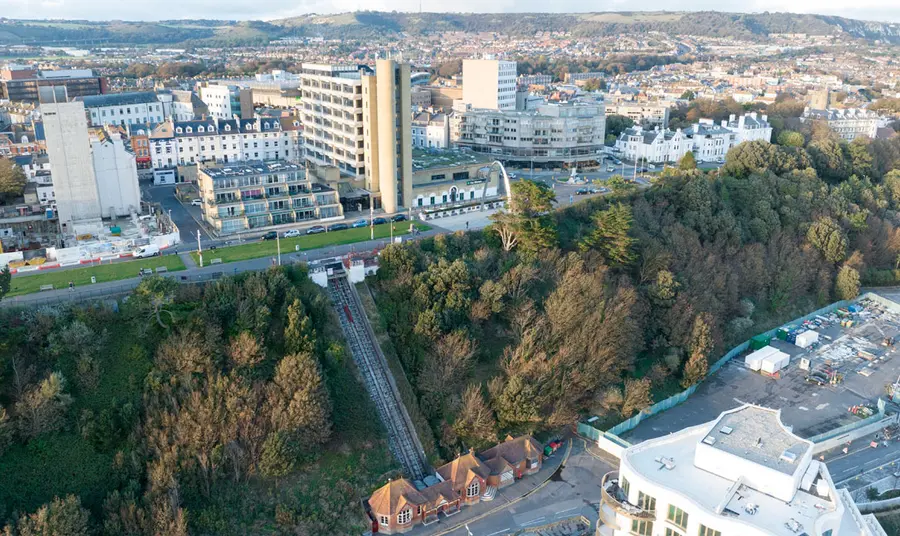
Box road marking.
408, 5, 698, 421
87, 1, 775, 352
556, 506, 579, 515
816, 403, 830, 410
799, 406, 809, 411
521, 517, 545, 526
485, 529, 510, 536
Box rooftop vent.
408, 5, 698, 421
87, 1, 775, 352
780, 450, 798, 464
702, 436, 717, 446
654, 456, 676, 471
744, 503, 758, 515
720, 426, 733, 435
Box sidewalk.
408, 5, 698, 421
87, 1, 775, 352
405, 439, 574, 536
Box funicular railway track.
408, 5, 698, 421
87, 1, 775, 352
329, 273, 431, 481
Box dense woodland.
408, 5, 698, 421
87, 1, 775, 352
368, 124, 900, 459
0, 269, 395, 535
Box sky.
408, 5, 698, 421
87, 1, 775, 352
4, 0, 900, 23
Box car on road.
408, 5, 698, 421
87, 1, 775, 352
391, 214, 407, 222
508, 173, 517, 179
134, 244, 160, 258
328, 223, 349, 232
306, 225, 326, 234
261, 231, 278, 240
575, 188, 589, 195
372, 217, 388, 225
640, 168, 649, 173
283, 229, 301, 238
190, 198, 202, 206
607, 165, 615, 172
351, 219, 368, 228
647, 164, 657, 171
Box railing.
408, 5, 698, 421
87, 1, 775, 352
600, 472, 655, 521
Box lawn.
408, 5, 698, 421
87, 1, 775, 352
8, 255, 186, 297
191, 222, 431, 265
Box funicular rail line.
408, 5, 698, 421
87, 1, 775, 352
329, 274, 431, 480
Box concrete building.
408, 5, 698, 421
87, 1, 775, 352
1, 64, 107, 103
725, 112, 773, 144
685, 121, 735, 163
802, 108, 880, 141
90, 130, 141, 218
300, 63, 369, 182
615, 126, 691, 164
197, 160, 342, 235
362, 59, 413, 214
39, 86, 102, 231
78, 92, 167, 127
198, 83, 253, 120
598, 404, 886, 536
411, 110, 450, 149
411, 86, 432, 109
455, 101, 606, 168
606, 102, 671, 127
426, 86, 463, 110
462, 59, 517, 111
410, 149, 499, 208
168, 90, 208, 121
519, 74, 553, 87
565, 72, 607, 84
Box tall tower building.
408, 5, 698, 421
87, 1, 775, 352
39, 86, 102, 232
362, 60, 412, 214
462, 59, 517, 111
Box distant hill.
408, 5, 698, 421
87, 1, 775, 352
0, 11, 899, 47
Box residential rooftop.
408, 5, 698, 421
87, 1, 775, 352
199, 160, 303, 179
76, 92, 159, 108
412, 148, 493, 171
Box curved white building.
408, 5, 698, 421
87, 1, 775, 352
599, 405, 886, 536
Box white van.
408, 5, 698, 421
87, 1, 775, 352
134, 244, 160, 258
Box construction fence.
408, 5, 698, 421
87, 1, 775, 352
582, 297, 855, 446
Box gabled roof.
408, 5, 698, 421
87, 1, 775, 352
437, 450, 491, 489
368, 478, 425, 516
479, 435, 542, 468
418, 480, 459, 509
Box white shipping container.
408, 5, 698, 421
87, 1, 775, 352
745, 346, 778, 371
760, 350, 791, 374
795, 330, 819, 348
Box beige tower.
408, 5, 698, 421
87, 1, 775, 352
362, 60, 412, 214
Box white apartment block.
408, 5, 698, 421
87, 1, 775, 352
299, 63, 367, 180
616, 126, 691, 164
149, 117, 299, 170
412, 110, 450, 149
90, 130, 141, 218
725, 112, 773, 144
598, 405, 886, 536
456, 101, 606, 166
78, 92, 167, 127
462, 59, 518, 111
685, 121, 735, 163
606, 102, 671, 127
39, 86, 103, 231
198, 83, 251, 121
801, 108, 879, 141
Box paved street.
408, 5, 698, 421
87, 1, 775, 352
823, 429, 900, 490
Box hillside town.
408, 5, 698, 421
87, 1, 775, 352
2, 9, 900, 536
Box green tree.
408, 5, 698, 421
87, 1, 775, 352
15, 495, 90, 536
680, 89, 696, 100
15, 372, 73, 440
678, 151, 697, 171
807, 217, 848, 264
130, 276, 178, 329
490, 180, 557, 254
682, 313, 713, 388
621, 378, 652, 418
605, 174, 633, 192
267, 352, 332, 447
259, 432, 296, 482
0, 158, 26, 202
0, 407, 12, 457
284, 299, 315, 354
835, 265, 860, 300
605, 114, 635, 138
452, 384, 497, 450
580, 203, 637, 268
777, 130, 805, 147
0, 266, 10, 303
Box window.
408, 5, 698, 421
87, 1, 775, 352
637, 492, 656, 513
620, 476, 631, 498
631, 520, 653, 536
666, 529, 683, 536
667, 505, 688, 530
698, 526, 720, 536
431, 174, 446, 182
466, 480, 480, 497
452, 171, 470, 181
397, 509, 411, 524
379, 515, 388, 526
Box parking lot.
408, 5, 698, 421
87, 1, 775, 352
624, 296, 900, 444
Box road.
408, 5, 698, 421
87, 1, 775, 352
823, 429, 900, 489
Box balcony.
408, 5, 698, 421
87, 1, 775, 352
600, 472, 655, 524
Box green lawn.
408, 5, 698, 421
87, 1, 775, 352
9, 255, 186, 297
192, 222, 431, 265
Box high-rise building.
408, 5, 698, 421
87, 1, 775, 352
462, 59, 517, 111
198, 83, 253, 120
39, 86, 102, 231
90, 130, 141, 218
299, 63, 369, 182
362, 59, 412, 214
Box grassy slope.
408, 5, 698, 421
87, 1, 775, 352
8, 255, 186, 297
191, 223, 430, 265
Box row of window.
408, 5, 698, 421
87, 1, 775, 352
621, 479, 722, 536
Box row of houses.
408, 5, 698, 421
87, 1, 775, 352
368, 435, 543, 534
615, 112, 773, 164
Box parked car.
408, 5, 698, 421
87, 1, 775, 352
351, 219, 368, 228
575, 188, 589, 195
261, 231, 278, 240
283, 229, 301, 238
306, 225, 326, 234
640, 167, 649, 173
190, 198, 202, 207
134, 244, 160, 258
328, 223, 349, 232
607, 165, 615, 172
508, 172, 518, 179
391, 214, 407, 222
647, 164, 657, 171
372, 217, 388, 225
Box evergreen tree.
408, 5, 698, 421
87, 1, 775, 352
580, 203, 637, 268
682, 314, 713, 388
267, 353, 332, 447
15, 495, 90, 536
284, 299, 315, 354
678, 151, 697, 171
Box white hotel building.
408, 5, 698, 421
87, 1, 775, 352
598, 405, 886, 536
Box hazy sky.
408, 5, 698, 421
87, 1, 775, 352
5, 0, 900, 23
